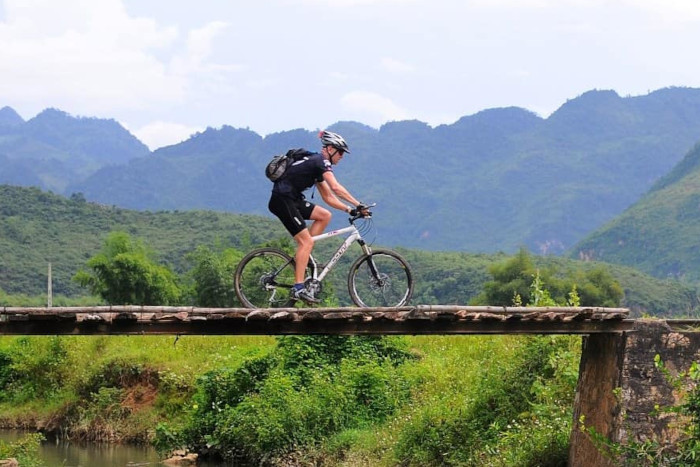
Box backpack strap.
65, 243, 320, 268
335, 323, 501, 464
286, 148, 313, 160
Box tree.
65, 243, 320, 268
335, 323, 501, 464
474, 248, 623, 307
474, 248, 537, 305
570, 266, 624, 308
186, 245, 243, 307
73, 231, 181, 305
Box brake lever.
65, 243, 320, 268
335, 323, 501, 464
349, 202, 376, 222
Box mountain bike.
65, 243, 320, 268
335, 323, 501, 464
234, 206, 414, 308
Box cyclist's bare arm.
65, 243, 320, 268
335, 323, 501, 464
322, 172, 362, 207
316, 179, 351, 213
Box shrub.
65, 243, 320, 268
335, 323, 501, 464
0, 432, 45, 467
1, 337, 70, 402
77, 358, 158, 398
392, 336, 578, 466
164, 335, 416, 464
0, 349, 14, 399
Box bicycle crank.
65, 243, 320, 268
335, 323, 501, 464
304, 278, 323, 300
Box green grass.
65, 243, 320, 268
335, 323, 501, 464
0, 334, 579, 465
0, 335, 276, 431
324, 336, 515, 465
302, 335, 578, 466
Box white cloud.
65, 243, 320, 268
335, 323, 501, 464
2, 0, 700, 146
170, 21, 236, 75
0, 0, 237, 120
128, 120, 203, 150
469, 0, 550, 7
380, 57, 415, 74
468, 0, 700, 22
294, 0, 418, 6
624, 0, 700, 22
340, 91, 409, 125
512, 69, 532, 78
328, 71, 350, 81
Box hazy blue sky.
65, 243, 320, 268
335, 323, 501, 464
1, 0, 699, 149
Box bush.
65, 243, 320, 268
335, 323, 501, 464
0, 349, 14, 398
58, 357, 162, 443
1, 337, 70, 402
162, 335, 417, 464
77, 358, 158, 398
183, 351, 276, 447
392, 336, 579, 466
0, 432, 45, 467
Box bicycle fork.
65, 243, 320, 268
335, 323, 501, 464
359, 241, 385, 285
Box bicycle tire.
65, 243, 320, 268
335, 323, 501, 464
348, 249, 414, 307
234, 248, 299, 308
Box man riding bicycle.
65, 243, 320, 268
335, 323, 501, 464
268, 130, 367, 303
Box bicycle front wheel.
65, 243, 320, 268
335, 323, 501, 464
234, 248, 298, 308
348, 249, 413, 307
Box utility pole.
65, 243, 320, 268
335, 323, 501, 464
47, 262, 53, 308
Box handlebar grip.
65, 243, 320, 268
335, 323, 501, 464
348, 202, 375, 221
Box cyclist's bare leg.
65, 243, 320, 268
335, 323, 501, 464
293, 206, 330, 284
293, 229, 314, 284
308, 205, 331, 236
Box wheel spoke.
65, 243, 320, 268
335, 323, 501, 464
349, 250, 413, 307
234, 249, 296, 308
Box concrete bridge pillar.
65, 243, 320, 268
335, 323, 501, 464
569, 319, 700, 465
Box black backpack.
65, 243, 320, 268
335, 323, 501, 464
265, 148, 312, 182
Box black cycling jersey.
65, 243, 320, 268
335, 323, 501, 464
272, 151, 332, 200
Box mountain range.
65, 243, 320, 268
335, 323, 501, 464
3, 87, 700, 266
570, 141, 700, 282
0, 106, 149, 193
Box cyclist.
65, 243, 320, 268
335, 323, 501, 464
268, 130, 367, 303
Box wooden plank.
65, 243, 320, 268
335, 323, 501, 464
0, 305, 632, 316
0, 318, 637, 336
0, 305, 635, 336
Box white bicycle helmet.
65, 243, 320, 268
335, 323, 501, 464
319, 130, 351, 153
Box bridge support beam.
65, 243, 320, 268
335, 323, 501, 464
569, 319, 700, 465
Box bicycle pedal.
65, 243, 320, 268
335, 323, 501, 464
292, 288, 320, 304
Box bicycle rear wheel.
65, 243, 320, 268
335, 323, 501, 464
234, 248, 298, 308
348, 249, 413, 307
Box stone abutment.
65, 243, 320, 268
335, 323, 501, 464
570, 319, 700, 465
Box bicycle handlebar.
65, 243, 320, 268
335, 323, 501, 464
349, 202, 376, 223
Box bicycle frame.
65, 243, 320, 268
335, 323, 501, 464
309, 222, 372, 282
234, 207, 413, 308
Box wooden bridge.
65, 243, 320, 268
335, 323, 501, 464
0, 305, 632, 335
3, 304, 700, 465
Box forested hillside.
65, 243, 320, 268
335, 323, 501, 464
0, 185, 696, 316
0, 107, 149, 193
0, 185, 281, 296
571, 142, 700, 282
63, 87, 700, 254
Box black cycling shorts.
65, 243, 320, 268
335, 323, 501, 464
268, 193, 316, 237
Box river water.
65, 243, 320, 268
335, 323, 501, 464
0, 430, 232, 466
1, 430, 160, 466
